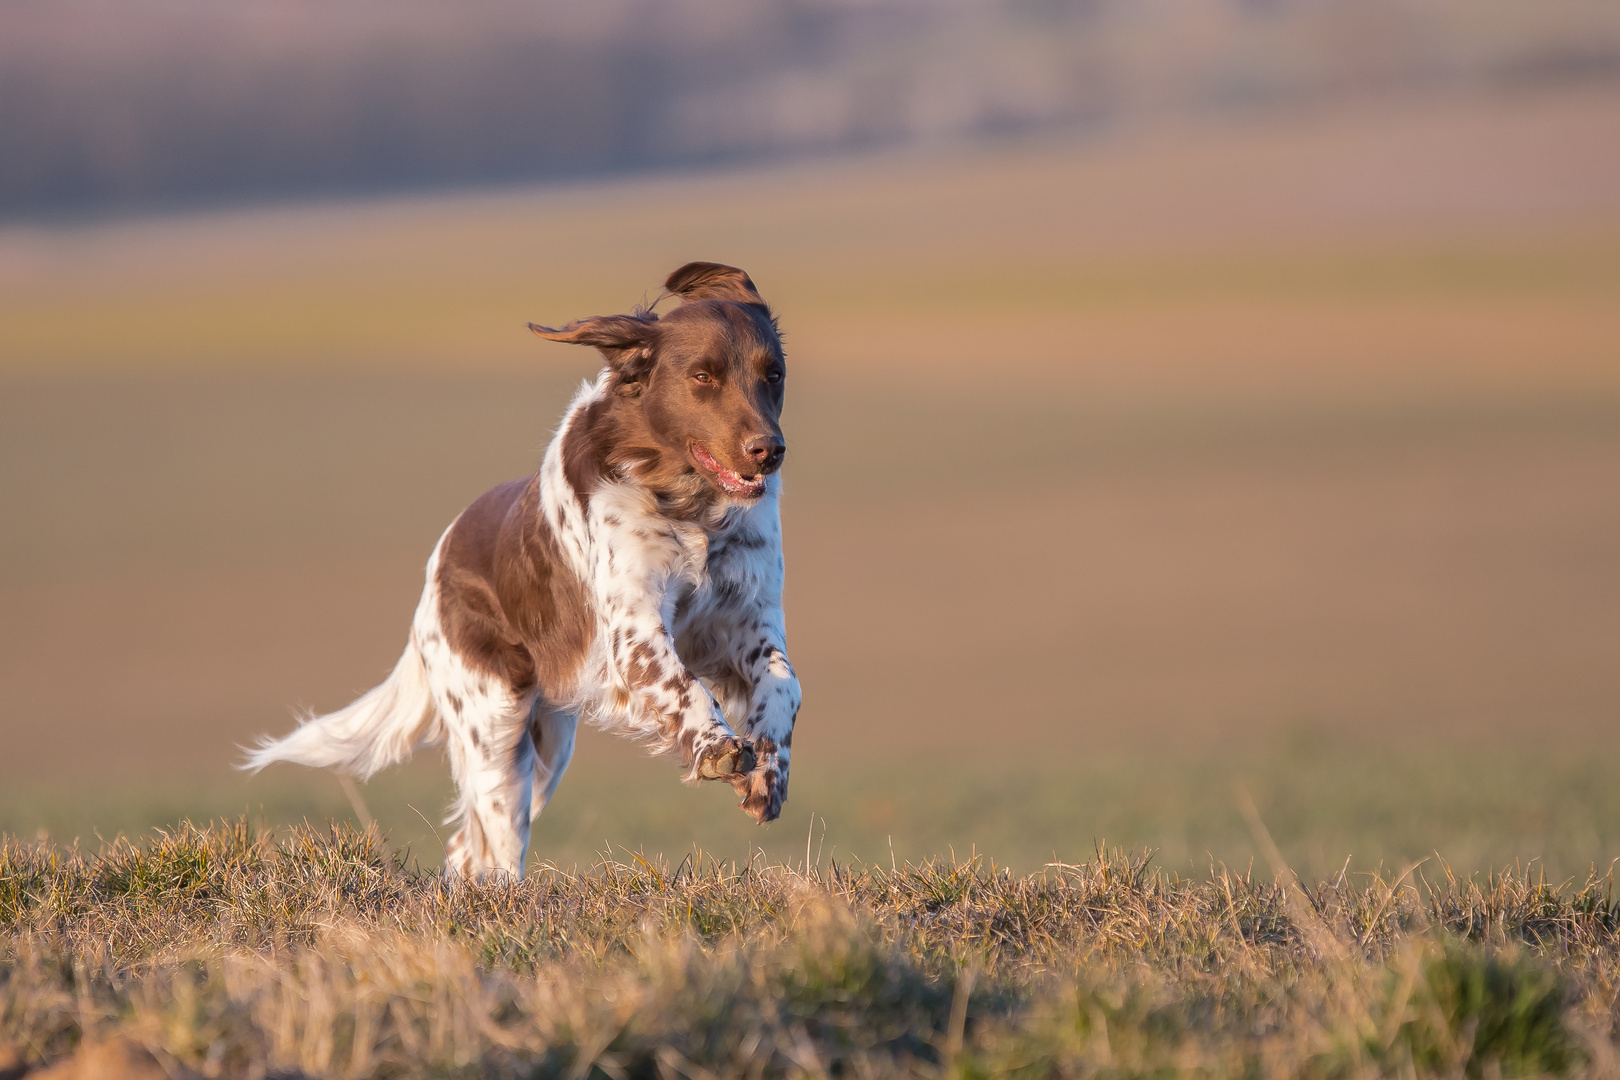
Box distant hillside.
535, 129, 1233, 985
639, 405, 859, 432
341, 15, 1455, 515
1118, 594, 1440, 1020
2, 0, 1618, 215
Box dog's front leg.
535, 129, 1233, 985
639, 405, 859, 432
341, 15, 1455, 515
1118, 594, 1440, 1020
728, 613, 800, 823
584, 492, 752, 781
606, 603, 754, 782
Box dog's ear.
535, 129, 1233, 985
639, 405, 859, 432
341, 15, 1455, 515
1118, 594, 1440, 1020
529, 314, 658, 382
664, 262, 767, 307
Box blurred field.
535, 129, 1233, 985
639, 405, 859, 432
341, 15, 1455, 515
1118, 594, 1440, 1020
2, 85, 1619, 877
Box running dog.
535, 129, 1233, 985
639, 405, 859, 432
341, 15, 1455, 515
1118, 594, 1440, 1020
246, 262, 799, 879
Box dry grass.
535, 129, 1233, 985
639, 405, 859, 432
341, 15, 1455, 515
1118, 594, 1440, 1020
2, 820, 1617, 1078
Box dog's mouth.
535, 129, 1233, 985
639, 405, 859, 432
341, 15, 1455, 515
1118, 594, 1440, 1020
690, 442, 766, 499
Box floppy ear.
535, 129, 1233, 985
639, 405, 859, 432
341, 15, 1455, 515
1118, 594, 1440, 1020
529, 314, 658, 381
663, 262, 767, 307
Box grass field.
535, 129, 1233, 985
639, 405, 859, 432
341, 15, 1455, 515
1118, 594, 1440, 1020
2, 821, 1618, 1077
2, 85, 1620, 890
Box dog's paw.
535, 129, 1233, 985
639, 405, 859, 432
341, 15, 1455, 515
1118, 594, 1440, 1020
735, 758, 787, 824
694, 736, 756, 780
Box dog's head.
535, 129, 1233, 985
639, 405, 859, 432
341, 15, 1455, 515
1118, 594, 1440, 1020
531, 262, 786, 505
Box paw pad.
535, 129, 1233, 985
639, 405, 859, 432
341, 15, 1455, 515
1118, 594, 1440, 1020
696, 737, 755, 779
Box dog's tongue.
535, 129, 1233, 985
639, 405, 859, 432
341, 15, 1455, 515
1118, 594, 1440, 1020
693, 444, 765, 496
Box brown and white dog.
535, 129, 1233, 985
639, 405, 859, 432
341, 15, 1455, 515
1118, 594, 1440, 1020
246, 263, 800, 879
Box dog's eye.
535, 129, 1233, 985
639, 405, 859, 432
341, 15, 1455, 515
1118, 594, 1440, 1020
765, 370, 783, 384
693, 372, 713, 384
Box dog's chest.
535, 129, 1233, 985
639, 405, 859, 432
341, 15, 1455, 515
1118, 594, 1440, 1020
582, 483, 769, 629
669, 522, 762, 629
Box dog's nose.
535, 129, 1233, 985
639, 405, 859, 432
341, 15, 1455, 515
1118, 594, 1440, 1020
744, 435, 786, 469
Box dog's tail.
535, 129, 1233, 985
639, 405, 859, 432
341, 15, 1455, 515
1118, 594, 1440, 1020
241, 640, 442, 780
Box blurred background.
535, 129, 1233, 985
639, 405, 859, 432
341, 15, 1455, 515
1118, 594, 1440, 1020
2, 0, 1618, 879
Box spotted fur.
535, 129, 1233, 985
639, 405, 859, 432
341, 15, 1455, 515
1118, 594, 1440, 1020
245, 263, 800, 879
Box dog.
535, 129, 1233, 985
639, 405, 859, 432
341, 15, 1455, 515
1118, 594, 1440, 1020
245, 262, 800, 879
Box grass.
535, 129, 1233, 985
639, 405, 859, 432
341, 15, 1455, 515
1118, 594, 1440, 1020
2, 820, 1617, 1078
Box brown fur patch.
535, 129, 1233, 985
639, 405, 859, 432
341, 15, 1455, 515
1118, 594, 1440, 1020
435, 477, 594, 700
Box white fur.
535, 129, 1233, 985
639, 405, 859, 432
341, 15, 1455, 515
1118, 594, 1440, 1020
240, 635, 441, 781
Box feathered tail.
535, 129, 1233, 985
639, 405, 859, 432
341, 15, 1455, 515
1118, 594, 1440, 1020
242, 640, 441, 780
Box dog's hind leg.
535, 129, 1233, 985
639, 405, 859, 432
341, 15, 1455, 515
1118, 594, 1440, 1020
440, 687, 536, 880
529, 704, 578, 823
413, 558, 538, 880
